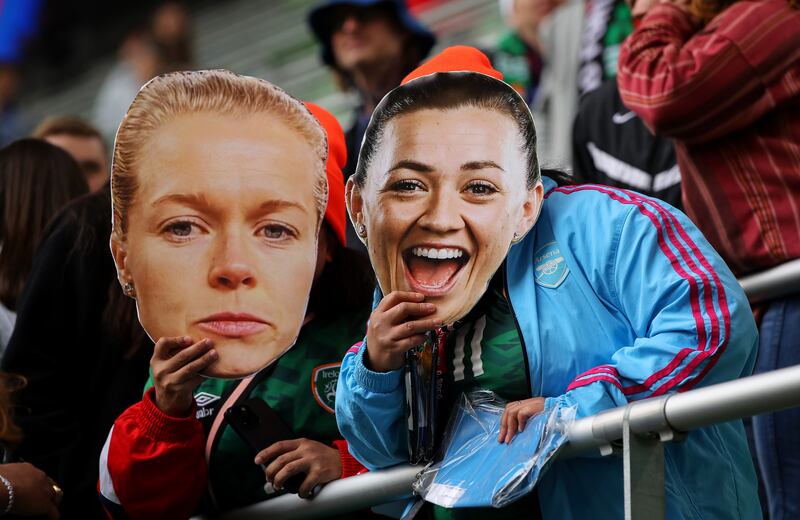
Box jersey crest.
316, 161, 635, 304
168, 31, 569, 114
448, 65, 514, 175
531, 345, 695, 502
311, 363, 340, 414
534, 241, 570, 288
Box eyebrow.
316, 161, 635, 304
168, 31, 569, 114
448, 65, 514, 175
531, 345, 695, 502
387, 159, 505, 175
388, 160, 434, 173
461, 160, 505, 172
153, 192, 213, 208
258, 199, 309, 215
153, 193, 308, 215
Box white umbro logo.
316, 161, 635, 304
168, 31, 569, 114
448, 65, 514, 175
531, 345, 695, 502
195, 392, 221, 408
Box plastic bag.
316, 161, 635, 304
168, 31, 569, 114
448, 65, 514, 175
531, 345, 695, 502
413, 390, 575, 509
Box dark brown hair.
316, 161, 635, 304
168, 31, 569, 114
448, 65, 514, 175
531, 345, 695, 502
0, 373, 24, 446
353, 71, 541, 190
0, 139, 89, 309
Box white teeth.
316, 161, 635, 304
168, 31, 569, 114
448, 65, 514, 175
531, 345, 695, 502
411, 247, 464, 259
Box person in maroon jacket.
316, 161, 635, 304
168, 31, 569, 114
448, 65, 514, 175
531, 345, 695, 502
618, 1, 800, 518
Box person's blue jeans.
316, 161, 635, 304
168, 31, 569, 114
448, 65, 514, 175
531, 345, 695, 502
753, 295, 800, 519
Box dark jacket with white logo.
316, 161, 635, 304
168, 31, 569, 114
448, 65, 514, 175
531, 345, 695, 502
572, 77, 682, 208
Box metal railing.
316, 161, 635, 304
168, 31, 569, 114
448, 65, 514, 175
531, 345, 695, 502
197, 259, 800, 520
737, 258, 800, 304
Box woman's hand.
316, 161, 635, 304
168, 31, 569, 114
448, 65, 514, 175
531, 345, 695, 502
498, 397, 546, 444
364, 291, 439, 372
0, 462, 61, 519
151, 336, 217, 417
255, 439, 342, 498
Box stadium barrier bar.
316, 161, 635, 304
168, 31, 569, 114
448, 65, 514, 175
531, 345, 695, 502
738, 258, 800, 304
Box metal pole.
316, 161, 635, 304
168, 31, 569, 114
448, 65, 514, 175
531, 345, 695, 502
738, 258, 800, 304
196, 464, 421, 520
567, 363, 800, 455
623, 410, 665, 520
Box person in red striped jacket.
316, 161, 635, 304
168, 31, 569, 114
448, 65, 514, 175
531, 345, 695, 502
618, 1, 800, 517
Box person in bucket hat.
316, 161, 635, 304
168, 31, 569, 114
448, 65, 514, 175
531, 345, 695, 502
308, 0, 436, 252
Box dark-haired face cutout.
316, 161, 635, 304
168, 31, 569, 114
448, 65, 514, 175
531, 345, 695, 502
351, 106, 541, 325
112, 113, 320, 378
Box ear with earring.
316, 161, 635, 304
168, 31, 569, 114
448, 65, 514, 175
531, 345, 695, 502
512, 232, 522, 244
122, 281, 136, 298
356, 222, 368, 245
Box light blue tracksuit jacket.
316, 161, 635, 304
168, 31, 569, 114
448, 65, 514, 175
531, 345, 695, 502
336, 178, 761, 519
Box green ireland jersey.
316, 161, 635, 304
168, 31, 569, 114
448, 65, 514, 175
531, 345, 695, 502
144, 307, 369, 512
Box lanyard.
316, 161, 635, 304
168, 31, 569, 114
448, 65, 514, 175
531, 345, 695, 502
405, 327, 449, 464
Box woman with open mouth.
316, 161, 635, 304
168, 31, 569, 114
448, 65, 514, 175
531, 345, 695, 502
337, 46, 762, 518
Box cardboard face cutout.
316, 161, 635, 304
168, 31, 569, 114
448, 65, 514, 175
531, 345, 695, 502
111, 72, 325, 379
349, 71, 543, 326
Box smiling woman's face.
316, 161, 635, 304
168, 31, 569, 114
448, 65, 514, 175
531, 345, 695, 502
351, 106, 541, 325
113, 112, 320, 378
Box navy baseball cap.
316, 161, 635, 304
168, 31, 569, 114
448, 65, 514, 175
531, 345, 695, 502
308, 0, 436, 68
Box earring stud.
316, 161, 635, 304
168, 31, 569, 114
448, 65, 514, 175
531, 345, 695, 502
122, 282, 135, 297
357, 223, 367, 237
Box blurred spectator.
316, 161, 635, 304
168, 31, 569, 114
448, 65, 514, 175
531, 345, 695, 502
618, 0, 800, 517
308, 0, 435, 250
92, 29, 165, 143
493, 0, 555, 104
33, 116, 110, 193
92, 3, 194, 143
0, 63, 22, 147
572, 71, 679, 205
570, 3, 678, 204
534, 0, 634, 167
577, 0, 632, 95
0, 373, 63, 519
0, 139, 88, 352
150, 2, 194, 69
530, 0, 583, 167
1, 182, 151, 519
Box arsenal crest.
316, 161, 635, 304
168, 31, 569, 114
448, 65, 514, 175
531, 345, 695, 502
312, 363, 341, 414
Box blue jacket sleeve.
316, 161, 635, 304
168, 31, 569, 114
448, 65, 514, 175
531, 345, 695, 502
546, 194, 758, 419
335, 341, 410, 470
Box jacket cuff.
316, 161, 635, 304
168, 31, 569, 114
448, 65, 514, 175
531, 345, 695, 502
139, 387, 202, 442
332, 440, 367, 478
353, 343, 403, 394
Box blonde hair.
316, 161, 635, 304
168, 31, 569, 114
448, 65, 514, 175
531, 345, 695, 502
111, 69, 328, 238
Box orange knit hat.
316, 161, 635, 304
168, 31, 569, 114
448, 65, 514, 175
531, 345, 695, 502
401, 45, 504, 85
304, 102, 347, 246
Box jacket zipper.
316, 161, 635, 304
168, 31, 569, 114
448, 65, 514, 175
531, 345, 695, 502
503, 262, 535, 399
